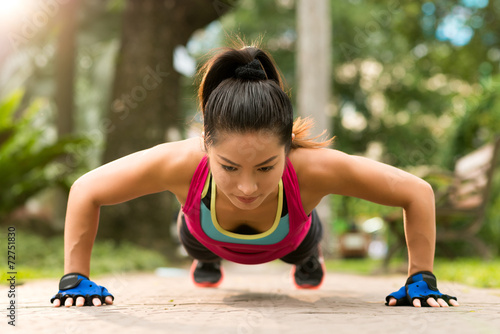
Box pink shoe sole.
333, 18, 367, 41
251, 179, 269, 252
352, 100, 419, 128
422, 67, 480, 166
190, 260, 224, 288
291, 256, 326, 290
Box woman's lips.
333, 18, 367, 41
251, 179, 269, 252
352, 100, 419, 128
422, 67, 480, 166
236, 196, 258, 204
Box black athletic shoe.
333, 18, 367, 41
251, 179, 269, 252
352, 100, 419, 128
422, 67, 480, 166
190, 260, 223, 287
292, 254, 325, 289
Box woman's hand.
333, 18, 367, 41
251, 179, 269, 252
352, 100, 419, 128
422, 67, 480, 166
51, 273, 114, 307
52, 295, 114, 307
385, 271, 458, 307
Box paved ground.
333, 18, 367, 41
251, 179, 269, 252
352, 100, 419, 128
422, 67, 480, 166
2, 262, 500, 334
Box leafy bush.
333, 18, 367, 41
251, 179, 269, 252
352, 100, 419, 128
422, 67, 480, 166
0, 90, 90, 219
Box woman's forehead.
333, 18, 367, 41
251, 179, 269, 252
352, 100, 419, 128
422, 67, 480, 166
209, 132, 285, 164
213, 131, 282, 147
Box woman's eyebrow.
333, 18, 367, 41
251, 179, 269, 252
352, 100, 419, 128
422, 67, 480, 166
255, 155, 278, 167
217, 155, 278, 167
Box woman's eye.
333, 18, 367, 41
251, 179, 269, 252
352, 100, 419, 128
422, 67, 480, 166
222, 165, 237, 172
259, 166, 274, 172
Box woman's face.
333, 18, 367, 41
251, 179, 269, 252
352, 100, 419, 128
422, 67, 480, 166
207, 131, 286, 211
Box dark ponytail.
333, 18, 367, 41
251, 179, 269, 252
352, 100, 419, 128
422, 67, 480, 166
197, 44, 333, 152
198, 46, 285, 111
198, 45, 294, 151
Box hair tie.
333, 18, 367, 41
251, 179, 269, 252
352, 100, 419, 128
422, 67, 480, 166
234, 59, 267, 81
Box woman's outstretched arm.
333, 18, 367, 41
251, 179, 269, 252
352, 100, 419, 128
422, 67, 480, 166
292, 148, 459, 307
53, 138, 203, 307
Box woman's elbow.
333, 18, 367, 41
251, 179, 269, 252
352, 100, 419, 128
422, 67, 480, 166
413, 178, 436, 207
68, 176, 100, 208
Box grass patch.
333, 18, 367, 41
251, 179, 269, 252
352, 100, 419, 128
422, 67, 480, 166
325, 257, 500, 289
1, 230, 168, 284
434, 258, 500, 288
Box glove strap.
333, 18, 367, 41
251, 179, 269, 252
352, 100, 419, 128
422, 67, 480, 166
406, 271, 438, 290
59, 273, 89, 291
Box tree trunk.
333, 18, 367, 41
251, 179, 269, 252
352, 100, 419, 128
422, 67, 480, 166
297, 0, 331, 133
54, 0, 81, 229
98, 0, 234, 257
296, 0, 334, 255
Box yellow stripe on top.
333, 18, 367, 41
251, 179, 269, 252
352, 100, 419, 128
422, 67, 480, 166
201, 171, 211, 198
208, 173, 284, 240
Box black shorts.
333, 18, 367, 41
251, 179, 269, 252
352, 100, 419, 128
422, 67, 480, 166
177, 209, 323, 265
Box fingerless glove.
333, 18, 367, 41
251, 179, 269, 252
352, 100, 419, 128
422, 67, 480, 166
385, 271, 457, 307
50, 273, 114, 306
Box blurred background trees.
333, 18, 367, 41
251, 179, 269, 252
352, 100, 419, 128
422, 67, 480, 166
0, 0, 498, 265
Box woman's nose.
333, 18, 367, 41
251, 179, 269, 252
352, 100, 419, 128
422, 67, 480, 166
237, 176, 257, 195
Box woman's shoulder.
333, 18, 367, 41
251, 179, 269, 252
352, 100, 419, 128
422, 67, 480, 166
287, 147, 350, 200
158, 136, 206, 172
154, 136, 206, 161
288, 147, 343, 176
151, 137, 207, 200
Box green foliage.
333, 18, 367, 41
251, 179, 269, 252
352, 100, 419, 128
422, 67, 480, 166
0, 91, 91, 218
444, 75, 500, 167
328, 0, 499, 165
0, 230, 168, 283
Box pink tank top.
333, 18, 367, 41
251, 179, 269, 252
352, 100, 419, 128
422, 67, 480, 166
182, 156, 312, 264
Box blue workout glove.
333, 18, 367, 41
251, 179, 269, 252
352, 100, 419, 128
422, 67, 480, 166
50, 273, 114, 306
385, 271, 457, 307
